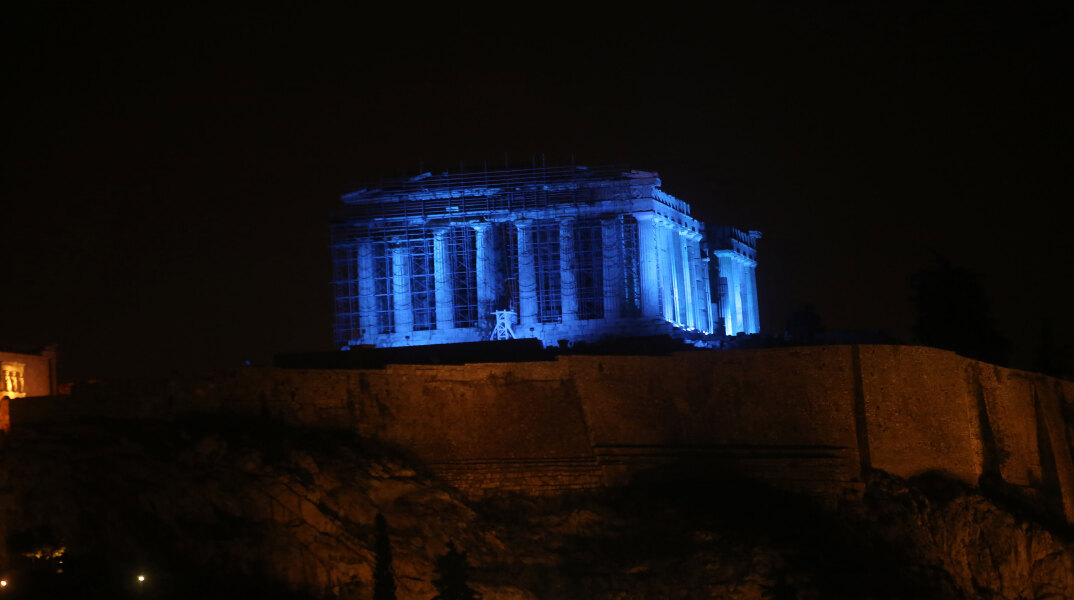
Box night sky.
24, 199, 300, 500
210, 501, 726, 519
4, 5, 1071, 382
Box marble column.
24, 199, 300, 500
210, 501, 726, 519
733, 257, 746, 334
357, 240, 377, 338
679, 230, 697, 329
683, 232, 705, 331
701, 256, 714, 333
714, 251, 737, 335
740, 259, 753, 334
472, 221, 495, 319
655, 218, 677, 323
667, 225, 686, 327
559, 218, 577, 322
633, 213, 661, 319
746, 258, 760, 334
601, 217, 622, 320
515, 220, 538, 328
432, 228, 454, 330
391, 238, 413, 335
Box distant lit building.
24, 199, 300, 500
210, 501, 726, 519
708, 225, 762, 337
1, 346, 58, 432
0, 346, 57, 400
330, 166, 760, 349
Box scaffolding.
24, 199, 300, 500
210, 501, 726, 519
331, 166, 650, 342
447, 226, 478, 328
373, 240, 394, 334
331, 245, 361, 346
574, 218, 603, 320
339, 165, 636, 219
532, 221, 561, 324
494, 222, 519, 312
408, 236, 436, 331
618, 215, 641, 317
329, 163, 725, 347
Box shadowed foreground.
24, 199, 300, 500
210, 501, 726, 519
2, 415, 1073, 599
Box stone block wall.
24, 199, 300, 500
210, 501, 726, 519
857, 346, 985, 484
854, 346, 1074, 522
976, 363, 1045, 488
567, 348, 864, 488
7, 345, 1073, 521
431, 457, 605, 498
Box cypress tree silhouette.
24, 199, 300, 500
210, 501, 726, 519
373, 513, 397, 600
431, 540, 481, 600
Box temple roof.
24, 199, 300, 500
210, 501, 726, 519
341, 164, 654, 205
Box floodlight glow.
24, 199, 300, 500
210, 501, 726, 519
137, 574, 145, 582
329, 166, 763, 349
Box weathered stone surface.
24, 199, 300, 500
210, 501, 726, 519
850, 471, 1074, 600
10, 346, 1070, 524
0, 420, 482, 598
2, 416, 1074, 598
4, 345, 1074, 597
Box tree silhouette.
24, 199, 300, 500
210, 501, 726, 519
373, 513, 397, 600
1033, 319, 1070, 379
431, 541, 480, 600
909, 257, 1010, 365
785, 304, 824, 345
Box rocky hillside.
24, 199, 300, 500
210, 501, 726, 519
1, 415, 1072, 599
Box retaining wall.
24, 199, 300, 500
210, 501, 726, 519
6, 346, 1073, 520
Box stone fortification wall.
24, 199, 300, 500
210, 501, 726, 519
568, 348, 863, 492
857, 346, 985, 484
856, 346, 1074, 521
7, 346, 1074, 520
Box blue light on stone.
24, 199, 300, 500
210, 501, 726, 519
330, 166, 760, 348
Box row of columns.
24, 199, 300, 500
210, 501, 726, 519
713, 250, 760, 335
515, 217, 588, 326
357, 224, 498, 337
353, 212, 714, 340
391, 242, 412, 333
635, 213, 713, 333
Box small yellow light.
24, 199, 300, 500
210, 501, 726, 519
1, 579, 7, 587
137, 575, 145, 582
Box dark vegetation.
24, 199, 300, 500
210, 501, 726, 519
374, 514, 397, 600
3, 530, 316, 600
909, 256, 1010, 366
784, 304, 824, 345
475, 472, 951, 599
776, 256, 1074, 379
0, 416, 423, 600
2, 415, 1069, 598
430, 541, 480, 600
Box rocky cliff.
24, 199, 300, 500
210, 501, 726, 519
2, 414, 1073, 599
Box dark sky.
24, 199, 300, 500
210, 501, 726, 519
3, 4, 1072, 382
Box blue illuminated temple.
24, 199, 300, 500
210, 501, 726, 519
330, 165, 760, 349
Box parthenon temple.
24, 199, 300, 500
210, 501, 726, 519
330, 165, 760, 349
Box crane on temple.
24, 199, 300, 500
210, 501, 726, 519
330, 165, 760, 349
